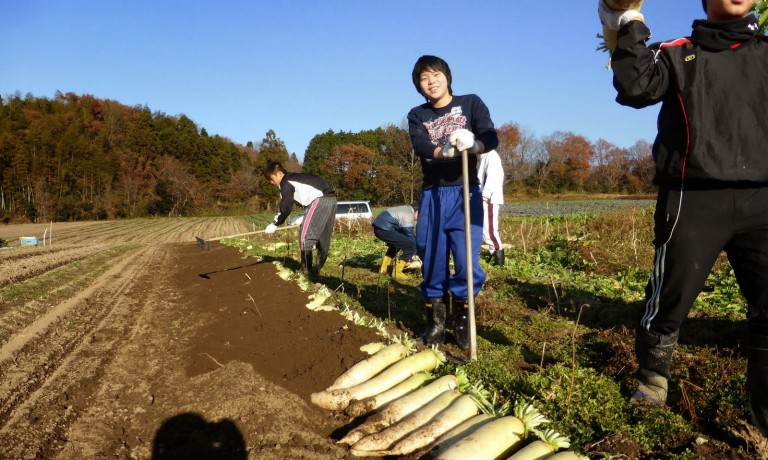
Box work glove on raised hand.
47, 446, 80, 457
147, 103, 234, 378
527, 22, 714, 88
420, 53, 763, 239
265, 223, 277, 234
597, 0, 644, 55
450, 129, 481, 154
598, 0, 644, 30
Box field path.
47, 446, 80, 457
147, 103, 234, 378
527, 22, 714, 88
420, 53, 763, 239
0, 218, 393, 459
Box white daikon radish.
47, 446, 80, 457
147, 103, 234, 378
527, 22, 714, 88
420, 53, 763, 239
505, 429, 570, 460
311, 348, 445, 411
350, 389, 462, 455
359, 342, 387, 355
383, 392, 480, 456
434, 415, 526, 460
429, 413, 495, 455
345, 372, 430, 418
326, 342, 409, 391
337, 373, 458, 445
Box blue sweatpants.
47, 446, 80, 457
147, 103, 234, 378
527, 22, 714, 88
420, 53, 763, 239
416, 185, 485, 300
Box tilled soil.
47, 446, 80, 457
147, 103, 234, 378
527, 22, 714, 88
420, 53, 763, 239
0, 221, 413, 459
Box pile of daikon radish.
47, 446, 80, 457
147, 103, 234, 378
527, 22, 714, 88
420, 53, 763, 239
310, 339, 586, 459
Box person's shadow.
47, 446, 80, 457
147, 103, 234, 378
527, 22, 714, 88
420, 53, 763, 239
152, 412, 246, 460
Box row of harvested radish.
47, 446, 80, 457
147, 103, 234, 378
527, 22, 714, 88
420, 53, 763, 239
310, 339, 586, 459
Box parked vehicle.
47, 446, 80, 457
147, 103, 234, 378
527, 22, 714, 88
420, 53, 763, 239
288, 201, 373, 226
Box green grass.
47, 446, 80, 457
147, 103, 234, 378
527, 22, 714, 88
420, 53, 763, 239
230, 201, 754, 459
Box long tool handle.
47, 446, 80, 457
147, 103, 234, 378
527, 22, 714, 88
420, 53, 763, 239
461, 149, 477, 360
195, 224, 299, 250
205, 224, 299, 242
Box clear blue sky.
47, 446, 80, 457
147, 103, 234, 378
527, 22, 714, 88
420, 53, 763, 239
3, 1, 706, 160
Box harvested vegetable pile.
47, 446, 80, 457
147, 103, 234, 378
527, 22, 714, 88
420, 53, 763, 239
310, 337, 585, 459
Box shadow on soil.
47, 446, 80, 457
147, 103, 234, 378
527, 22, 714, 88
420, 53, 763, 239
152, 413, 246, 460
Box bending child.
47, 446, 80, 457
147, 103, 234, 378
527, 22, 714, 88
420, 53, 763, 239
264, 162, 336, 276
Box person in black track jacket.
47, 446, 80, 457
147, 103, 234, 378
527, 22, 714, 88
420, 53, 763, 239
600, 0, 768, 436
263, 162, 336, 276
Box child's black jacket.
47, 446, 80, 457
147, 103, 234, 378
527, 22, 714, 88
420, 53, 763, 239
612, 15, 768, 186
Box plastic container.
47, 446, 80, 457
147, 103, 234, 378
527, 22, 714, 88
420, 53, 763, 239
19, 237, 39, 246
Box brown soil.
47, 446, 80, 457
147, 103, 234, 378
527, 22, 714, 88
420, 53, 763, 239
0, 220, 414, 459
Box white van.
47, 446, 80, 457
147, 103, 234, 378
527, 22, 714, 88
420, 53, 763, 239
288, 200, 372, 226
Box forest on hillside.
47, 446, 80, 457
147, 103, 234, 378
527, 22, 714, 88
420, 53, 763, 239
0, 92, 654, 223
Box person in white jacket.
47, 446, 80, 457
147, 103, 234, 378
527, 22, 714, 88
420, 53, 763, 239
477, 149, 505, 266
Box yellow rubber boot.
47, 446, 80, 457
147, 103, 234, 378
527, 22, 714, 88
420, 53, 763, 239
379, 255, 393, 274
392, 259, 410, 279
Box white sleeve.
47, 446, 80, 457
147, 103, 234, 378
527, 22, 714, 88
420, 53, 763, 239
477, 154, 487, 192
483, 151, 505, 204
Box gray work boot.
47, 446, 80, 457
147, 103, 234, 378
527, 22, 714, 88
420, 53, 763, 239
632, 369, 669, 406
631, 328, 678, 406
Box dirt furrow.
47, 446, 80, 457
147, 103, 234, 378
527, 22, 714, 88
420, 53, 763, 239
0, 245, 163, 458
59, 220, 151, 244
0, 245, 135, 341
0, 218, 253, 248
0, 244, 71, 263
0, 244, 105, 289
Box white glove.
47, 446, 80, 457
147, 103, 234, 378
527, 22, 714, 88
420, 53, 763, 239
265, 223, 277, 234
450, 129, 480, 154
439, 143, 457, 159
598, 0, 644, 30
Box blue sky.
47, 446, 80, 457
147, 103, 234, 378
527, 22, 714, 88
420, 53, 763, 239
3, 1, 706, 160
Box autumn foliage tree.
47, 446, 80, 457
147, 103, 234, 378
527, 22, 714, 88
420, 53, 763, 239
541, 131, 594, 192
323, 144, 374, 200
376, 124, 421, 206
1, 91, 658, 224
0, 92, 260, 221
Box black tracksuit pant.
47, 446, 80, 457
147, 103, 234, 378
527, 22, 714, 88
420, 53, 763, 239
641, 185, 768, 335
640, 185, 768, 434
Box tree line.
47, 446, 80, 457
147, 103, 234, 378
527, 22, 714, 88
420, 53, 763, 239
0, 92, 654, 223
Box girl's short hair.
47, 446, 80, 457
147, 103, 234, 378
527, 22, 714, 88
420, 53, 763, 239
411, 55, 453, 98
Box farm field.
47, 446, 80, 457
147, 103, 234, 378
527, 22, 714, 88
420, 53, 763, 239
0, 200, 766, 459
0, 217, 389, 459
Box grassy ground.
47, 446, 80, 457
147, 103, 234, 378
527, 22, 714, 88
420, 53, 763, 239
237, 200, 760, 459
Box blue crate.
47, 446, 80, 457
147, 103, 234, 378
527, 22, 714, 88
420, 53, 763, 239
19, 236, 39, 246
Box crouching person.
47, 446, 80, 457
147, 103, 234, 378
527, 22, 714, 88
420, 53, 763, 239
372, 205, 421, 277
263, 162, 336, 276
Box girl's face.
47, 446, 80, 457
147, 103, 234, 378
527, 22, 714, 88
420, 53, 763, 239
418, 68, 451, 107
706, 0, 756, 21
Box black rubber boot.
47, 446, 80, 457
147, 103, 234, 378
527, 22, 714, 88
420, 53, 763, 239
747, 325, 768, 437
300, 250, 313, 276
313, 250, 328, 276
631, 328, 678, 406
443, 293, 453, 329
420, 298, 446, 345
453, 298, 470, 350
493, 249, 505, 267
